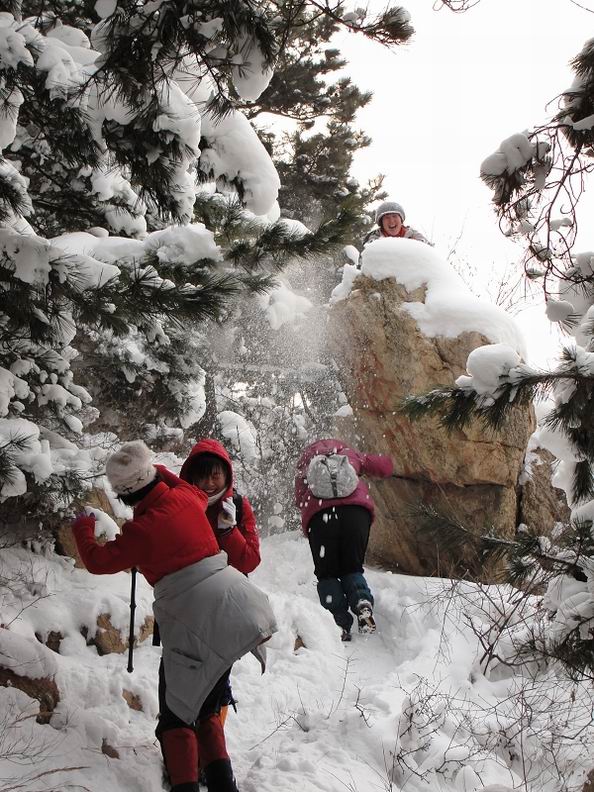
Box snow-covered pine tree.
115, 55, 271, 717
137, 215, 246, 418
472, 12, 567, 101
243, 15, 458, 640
0, 1, 413, 532
239, 0, 391, 273
0, 0, 282, 531
185, 193, 355, 532
190, 3, 395, 532
402, 32, 594, 678
76, 196, 357, 446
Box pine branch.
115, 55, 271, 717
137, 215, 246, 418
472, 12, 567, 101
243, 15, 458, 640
69, 265, 245, 332
401, 387, 484, 432
572, 459, 594, 504
402, 358, 594, 436
227, 208, 358, 270
414, 503, 590, 588
0, 433, 37, 491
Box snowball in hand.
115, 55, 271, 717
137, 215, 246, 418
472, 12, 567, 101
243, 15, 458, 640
82, 506, 119, 540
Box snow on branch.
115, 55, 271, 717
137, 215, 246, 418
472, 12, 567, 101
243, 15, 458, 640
480, 37, 594, 292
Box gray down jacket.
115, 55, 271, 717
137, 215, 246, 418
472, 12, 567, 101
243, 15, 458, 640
153, 552, 277, 725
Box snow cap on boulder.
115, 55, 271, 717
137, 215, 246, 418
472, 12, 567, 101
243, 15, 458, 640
106, 440, 156, 495
375, 200, 405, 225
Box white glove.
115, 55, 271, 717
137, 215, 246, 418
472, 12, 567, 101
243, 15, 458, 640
217, 497, 237, 531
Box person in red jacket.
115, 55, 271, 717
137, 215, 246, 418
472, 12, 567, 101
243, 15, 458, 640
71, 440, 274, 792
295, 439, 393, 642
179, 438, 260, 575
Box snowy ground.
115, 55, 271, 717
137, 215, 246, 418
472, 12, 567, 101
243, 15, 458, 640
1, 532, 593, 792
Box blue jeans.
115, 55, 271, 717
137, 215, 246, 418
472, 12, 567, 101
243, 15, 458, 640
317, 573, 373, 630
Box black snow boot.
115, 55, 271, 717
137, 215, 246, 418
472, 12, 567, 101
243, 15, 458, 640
341, 628, 352, 642
171, 784, 200, 792
203, 758, 239, 792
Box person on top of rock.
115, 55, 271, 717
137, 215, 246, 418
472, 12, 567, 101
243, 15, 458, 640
363, 200, 431, 246
72, 440, 276, 792
294, 438, 393, 642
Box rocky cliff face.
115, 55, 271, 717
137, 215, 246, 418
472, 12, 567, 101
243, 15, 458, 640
327, 241, 541, 581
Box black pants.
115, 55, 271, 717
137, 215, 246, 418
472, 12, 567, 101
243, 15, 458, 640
308, 505, 373, 630
156, 661, 231, 737
308, 505, 371, 577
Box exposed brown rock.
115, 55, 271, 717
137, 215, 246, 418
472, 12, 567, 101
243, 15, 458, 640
101, 738, 120, 759
122, 689, 143, 711
329, 274, 536, 581
35, 630, 63, 654
90, 613, 154, 656
0, 667, 59, 724
368, 475, 517, 579
294, 635, 305, 651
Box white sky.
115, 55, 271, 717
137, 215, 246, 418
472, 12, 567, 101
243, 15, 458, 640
336, 0, 594, 365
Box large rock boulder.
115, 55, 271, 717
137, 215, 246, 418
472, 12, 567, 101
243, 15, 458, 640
328, 239, 536, 580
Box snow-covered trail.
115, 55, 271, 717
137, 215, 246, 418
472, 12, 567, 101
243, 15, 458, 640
225, 532, 477, 792
3, 531, 591, 792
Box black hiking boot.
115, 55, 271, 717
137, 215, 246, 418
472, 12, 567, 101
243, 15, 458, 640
203, 758, 239, 792
341, 628, 352, 642
356, 601, 376, 634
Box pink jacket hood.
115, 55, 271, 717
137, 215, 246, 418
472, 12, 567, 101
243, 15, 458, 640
180, 438, 234, 500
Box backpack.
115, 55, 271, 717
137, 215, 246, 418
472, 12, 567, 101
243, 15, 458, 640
306, 453, 359, 499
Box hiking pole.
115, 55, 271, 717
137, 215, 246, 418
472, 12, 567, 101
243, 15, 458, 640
127, 567, 137, 673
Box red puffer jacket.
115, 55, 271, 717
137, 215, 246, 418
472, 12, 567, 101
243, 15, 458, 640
294, 439, 393, 535
180, 439, 261, 575
73, 465, 220, 586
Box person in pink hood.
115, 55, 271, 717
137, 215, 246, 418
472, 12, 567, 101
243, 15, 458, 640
295, 439, 393, 641
179, 437, 261, 745
180, 438, 260, 575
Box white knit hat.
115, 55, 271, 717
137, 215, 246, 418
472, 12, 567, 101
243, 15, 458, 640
106, 441, 156, 495
375, 200, 405, 225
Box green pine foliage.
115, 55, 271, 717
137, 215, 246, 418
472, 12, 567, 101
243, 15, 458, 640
0, 0, 414, 522
240, 1, 390, 238
402, 345, 594, 503
74, 191, 361, 443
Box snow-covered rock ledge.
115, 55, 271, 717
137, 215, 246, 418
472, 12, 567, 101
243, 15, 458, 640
328, 238, 535, 581
332, 237, 526, 356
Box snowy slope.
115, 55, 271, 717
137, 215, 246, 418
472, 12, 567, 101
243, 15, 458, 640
1, 533, 593, 792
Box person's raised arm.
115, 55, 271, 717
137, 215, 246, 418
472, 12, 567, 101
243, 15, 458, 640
72, 514, 151, 575
358, 452, 394, 480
